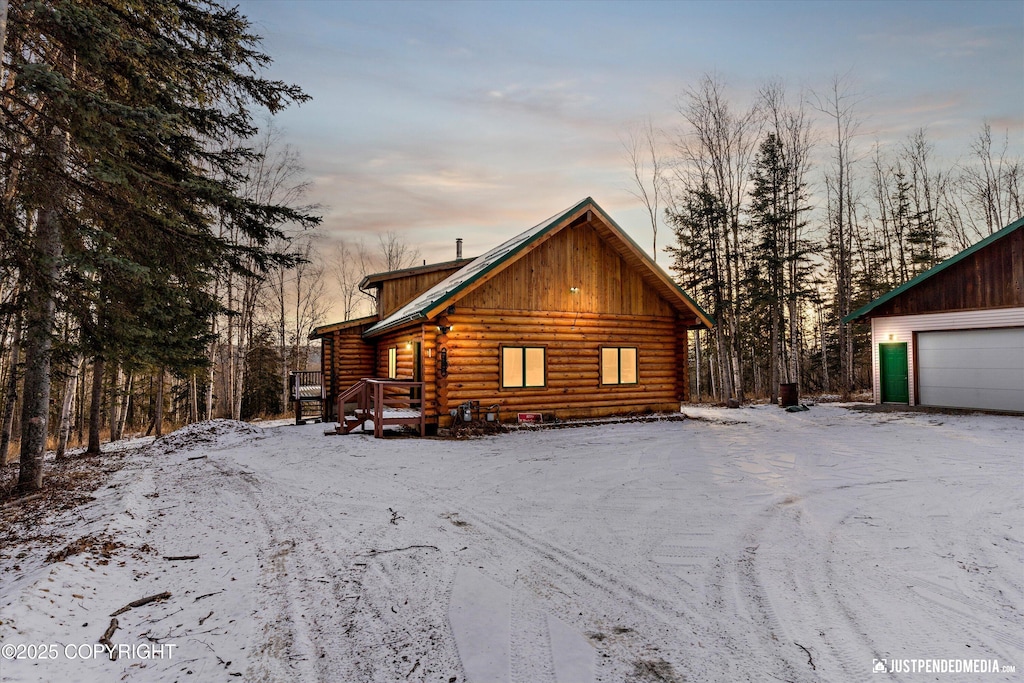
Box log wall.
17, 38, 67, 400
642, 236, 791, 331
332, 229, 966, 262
320, 325, 376, 420
433, 307, 684, 425
373, 326, 441, 420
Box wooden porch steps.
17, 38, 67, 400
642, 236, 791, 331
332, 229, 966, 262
326, 378, 426, 438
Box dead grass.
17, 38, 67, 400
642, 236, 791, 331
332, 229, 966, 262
0, 450, 130, 572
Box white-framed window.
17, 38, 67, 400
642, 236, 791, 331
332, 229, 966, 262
601, 347, 638, 385
387, 347, 398, 379
501, 346, 546, 388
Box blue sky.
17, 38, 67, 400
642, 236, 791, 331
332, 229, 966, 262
235, 0, 1024, 269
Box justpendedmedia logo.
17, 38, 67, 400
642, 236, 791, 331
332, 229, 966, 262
872, 657, 1015, 675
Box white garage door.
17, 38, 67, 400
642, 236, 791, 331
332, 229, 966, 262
917, 328, 1024, 412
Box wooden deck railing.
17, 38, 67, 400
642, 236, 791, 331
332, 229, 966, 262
334, 378, 425, 437
290, 370, 323, 424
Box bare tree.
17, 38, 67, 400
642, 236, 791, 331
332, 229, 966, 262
957, 122, 1022, 243
377, 231, 421, 272
291, 239, 329, 374
814, 73, 863, 397
673, 74, 760, 402
332, 238, 374, 321
56, 352, 84, 458
623, 118, 665, 261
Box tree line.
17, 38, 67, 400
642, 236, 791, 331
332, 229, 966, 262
0, 0, 326, 493
628, 74, 1021, 404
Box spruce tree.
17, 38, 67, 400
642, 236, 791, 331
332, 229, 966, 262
4, 1, 318, 492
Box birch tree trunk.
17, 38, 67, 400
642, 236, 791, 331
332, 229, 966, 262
115, 370, 132, 439
56, 352, 84, 459
87, 357, 105, 455
18, 177, 65, 491
0, 314, 21, 465
155, 368, 165, 437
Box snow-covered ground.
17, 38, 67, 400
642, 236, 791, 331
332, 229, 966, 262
1, 405, 1021, 682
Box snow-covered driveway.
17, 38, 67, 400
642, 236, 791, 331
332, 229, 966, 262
1, 405, 1021, 682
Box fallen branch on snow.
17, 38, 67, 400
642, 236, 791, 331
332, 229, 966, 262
366, 545, 439, 556
163, 555, 200, 561
1, 493, 44, 509
795, 642, 815, 670
194, 591, 223, 602
99, 618, 119, 660
110, 591, 172, 617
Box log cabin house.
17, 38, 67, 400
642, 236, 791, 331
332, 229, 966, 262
844, 216, 1024, 412
310, 197, 714, 433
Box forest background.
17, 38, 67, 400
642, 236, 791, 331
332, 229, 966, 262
0, 1, 1020, 491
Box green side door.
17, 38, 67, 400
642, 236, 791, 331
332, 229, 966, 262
879, 342, 909, 403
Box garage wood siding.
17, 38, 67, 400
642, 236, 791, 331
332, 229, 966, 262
871, 227, 1024, 316
437, 308, 683, 420
870, 307, 1024, 405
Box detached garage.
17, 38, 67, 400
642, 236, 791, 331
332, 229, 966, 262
845, 217, 1024, 413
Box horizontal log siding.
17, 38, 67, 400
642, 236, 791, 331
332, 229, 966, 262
437, 308, 683, 423
322, 326, 376, 420
373, 327, 441, 420
458, 221, 675, 317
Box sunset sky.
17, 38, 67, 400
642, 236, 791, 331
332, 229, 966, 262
235, 0, 1023, 280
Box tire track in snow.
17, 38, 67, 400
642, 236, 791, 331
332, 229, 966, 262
456, 507, 698, 682
213, 441, 468, 683
201, 459, 325, 683
464, 508, 690, 625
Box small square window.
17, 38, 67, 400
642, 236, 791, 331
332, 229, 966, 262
502, 346, 545, 388
601, 347, 638, 385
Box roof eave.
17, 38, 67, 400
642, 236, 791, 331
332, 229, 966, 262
843, 216, 1024, 323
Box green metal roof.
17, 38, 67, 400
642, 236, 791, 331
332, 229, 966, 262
364, 197, 714, 337
843, 216, 1024, 323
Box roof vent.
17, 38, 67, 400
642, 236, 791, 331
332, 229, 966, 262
456, 238, 463, 259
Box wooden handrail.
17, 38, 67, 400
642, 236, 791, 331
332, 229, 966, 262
334, 378, 425, 437
290, 370, 323, 400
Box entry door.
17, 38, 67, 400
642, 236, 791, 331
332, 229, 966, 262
879, 342, 909, 403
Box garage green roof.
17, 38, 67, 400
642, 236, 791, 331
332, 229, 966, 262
843, 216, 1024, 323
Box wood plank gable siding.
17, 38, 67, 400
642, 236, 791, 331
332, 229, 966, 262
375, 265, 467, 318
320, 323, 376, 420
428, 219, 695, 424
379, 267, 463, 318
457, 219, 677, 316
871, 226, 1024, 317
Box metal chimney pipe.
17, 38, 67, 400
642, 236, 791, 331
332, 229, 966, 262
456, 238, 463, 259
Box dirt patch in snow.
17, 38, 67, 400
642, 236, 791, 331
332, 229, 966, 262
0, 451, 128, 549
